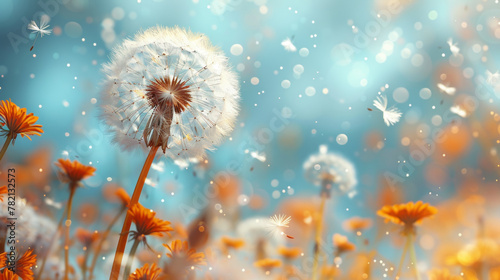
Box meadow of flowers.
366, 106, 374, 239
0, 0, 499, 279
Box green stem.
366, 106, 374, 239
88, 206, 127, 280
64, 184, 77, 280
36, 208, 66, 280
122, 238, 141, 280
0, 134, 13, 162
395, 235, 410, 279
408, 234, 421, 280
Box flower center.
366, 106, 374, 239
145, 76, 192, 115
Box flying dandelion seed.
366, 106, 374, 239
437, 83, 456, 95
27, 18, 52, 51
268, 214, 294, 239
446, 38, 460, 56
281, 37, 297, 52
250, 150, 266, 162
373, 95, 402, 126
450, 105, 467, 118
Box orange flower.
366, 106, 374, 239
115, 187, 131, 207
164, 240, 207, 268
129, 263, 161, 280
0, 268, 19, 280
321, 265, 340, 279
129, 203, 173, 244
342, 217, 373, 233
75, 228, 99, 248
0, 186, 7, 202
55, 159, 96, 185
332, 234, 356, 254
0, 249, 37, 280
254, 258, 282, 272
377, 201, 437, 234
428, 269, 463, 280
278, 247, 301, 260
221, 236, 245, 250
0, 100, 43, 141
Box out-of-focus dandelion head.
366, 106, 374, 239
101, 26, 240, 160
303, 145, 357, 196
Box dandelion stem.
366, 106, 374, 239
110, 146, 159, 280
395, 234, 410, 279
408, 233, 421, 280
88, 206, 127, 280
122, 238, 140, 280
64, 184, 77, 280
0, 134, 13, 162
312, 193, 327, 280
36, 208, 66, 280
82, 247, 90, 280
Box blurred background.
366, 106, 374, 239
0, 0, 500, 279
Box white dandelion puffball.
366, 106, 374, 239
101, 26, 240, 159
303, 145, 357, 194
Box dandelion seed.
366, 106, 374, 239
250, 150, 266, 162
267, 214, 294, 239
437, 83, 456, 95
27, 18, 52, 51
446, 38, 460, 56
281, 37, 297, 52
486, 70, 500, 85
450, 105, 467, 118
373, 95, 402, 126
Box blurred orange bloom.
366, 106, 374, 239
164, 240, 207, 273
221, 236, 245, 250
75, 228, 99, 248
254, 258, 282, 272
129, 203, 173, 242
55, 159, 96, 185
342, 216, 373, 232
0, 249, 37, 280
332, 233, 356, 254
115, 187, 131, 207
0, 268, 19, 280
0, 186, 7, 202
0, 100, 43, 141
377, 201, 437, 234
428, 268, 463, 280
278, 246, 301, 260
129, 263, 161, 280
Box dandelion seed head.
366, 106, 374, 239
303, 145, 357, 194
101, 26, 240, 160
